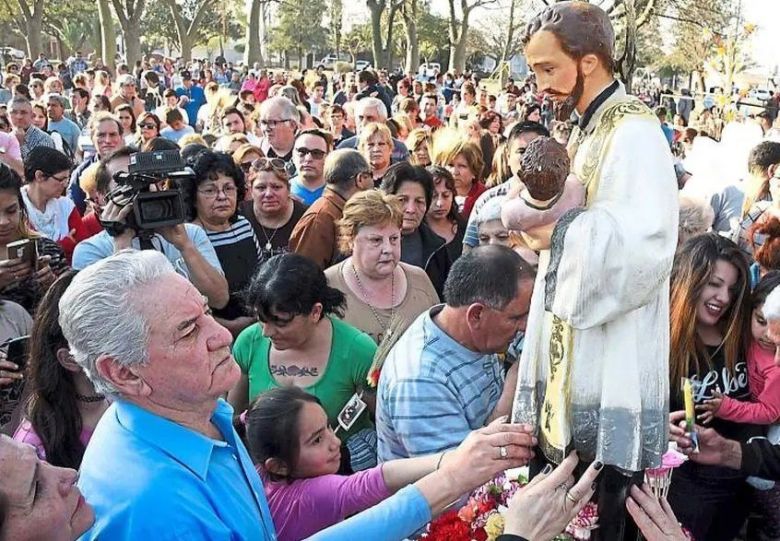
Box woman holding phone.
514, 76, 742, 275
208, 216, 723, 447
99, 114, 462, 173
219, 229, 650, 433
0, 164, 67, 314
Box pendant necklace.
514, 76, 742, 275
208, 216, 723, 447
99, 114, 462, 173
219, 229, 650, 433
350, 261, 395, 338
258, 223, 279, 252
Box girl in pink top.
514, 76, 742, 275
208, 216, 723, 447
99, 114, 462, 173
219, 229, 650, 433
244, 387, 509, 541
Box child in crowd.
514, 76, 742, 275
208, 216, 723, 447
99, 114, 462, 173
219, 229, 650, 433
244, 387, 512, 541
699, 270, 780, 538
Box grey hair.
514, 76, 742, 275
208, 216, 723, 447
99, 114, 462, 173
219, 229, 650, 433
443, 245, 536, 309
58, 249, 175, 396
44, 93, 66, 107
475, 196, 504, 225
764, 286, 780, 321
356, 97, 388, 121
324, 149, 369, 189
678, 194, 714, 246
261, 96, 300, 125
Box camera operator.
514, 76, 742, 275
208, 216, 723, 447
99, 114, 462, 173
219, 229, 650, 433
72, 148, 228, 309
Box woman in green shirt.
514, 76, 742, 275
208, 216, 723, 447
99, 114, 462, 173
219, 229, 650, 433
229, 253, 378, 471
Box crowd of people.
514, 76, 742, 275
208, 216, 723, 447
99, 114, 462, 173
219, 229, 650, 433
1, 14, 780, 540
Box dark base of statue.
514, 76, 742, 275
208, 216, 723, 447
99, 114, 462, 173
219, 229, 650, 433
530, 452, 643, 541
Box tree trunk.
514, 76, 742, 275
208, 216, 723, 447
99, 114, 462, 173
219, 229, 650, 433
616, 0, 637, 94
403, 0, 419, 75
25, 16, 43, 59
97, 0, 116, 67
367, 0, 385, 69
124, 23, 141, 67
385, 2, 400, 70
449, 16, 470, 73
244, 0, 264, 66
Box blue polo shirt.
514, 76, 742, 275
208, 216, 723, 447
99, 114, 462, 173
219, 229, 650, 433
78, 399, 277, 540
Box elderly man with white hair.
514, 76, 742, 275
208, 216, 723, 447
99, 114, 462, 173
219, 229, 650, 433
257, 96, 299, 168
336, 97, 410, 163
672, 283, 780, 480
61, 249, 276, 539
59, 248, 580, 541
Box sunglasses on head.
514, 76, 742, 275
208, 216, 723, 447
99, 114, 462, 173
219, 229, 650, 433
252, 157, 287, 173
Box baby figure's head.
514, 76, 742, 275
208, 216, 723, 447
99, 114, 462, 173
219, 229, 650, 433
519, 136, 570, 202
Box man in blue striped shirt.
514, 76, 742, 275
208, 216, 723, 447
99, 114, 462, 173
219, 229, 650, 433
376, 245, 536, 461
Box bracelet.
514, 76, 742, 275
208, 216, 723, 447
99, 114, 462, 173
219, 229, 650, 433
436, 451, 447, 471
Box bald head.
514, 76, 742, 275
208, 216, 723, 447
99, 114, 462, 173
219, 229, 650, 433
523, 1, 615, 74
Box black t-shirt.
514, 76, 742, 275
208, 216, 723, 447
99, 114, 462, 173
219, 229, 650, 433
670, 345, 756, 442
202, 217, 261, 320
239, 199, 307, 261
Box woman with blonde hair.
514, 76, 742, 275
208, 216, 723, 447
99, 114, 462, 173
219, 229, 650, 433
485, 142, 511, 188
232, 144, 265, 191
358, 122, 393, 185
92, 70, 112, 98
406, 129, 432, 168
325, 190, 439, 344
431, 128, 486, 219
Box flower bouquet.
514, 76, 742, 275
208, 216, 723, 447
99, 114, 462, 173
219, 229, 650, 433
418, 470, 599, 541
644, 447, 686, 499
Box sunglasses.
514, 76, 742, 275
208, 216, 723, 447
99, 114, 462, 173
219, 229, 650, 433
239, 161, 254, 172
139, 123, 157, 130
295, 147, 327, 160
252, 157, 287, 173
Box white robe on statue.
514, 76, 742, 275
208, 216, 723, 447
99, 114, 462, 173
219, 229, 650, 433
508, 82, 679, 472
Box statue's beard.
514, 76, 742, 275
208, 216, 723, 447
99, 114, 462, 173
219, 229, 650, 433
552, 68, 584, 122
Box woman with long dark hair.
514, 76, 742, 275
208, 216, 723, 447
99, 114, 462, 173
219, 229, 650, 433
666, 233, 758, 541
13, 270, 108, 468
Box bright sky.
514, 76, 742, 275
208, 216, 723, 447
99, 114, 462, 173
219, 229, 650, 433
346, 0, 779, 73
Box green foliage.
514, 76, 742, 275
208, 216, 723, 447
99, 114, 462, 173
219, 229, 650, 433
269, 0, 329, 59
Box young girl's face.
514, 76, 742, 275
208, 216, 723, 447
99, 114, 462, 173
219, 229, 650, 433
751, 303, 775, 352
293, 402, 342, 478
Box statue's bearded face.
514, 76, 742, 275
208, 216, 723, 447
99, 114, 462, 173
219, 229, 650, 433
524, 30, 585, 122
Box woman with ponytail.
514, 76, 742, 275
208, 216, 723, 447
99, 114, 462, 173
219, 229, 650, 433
13, 271, 109, 468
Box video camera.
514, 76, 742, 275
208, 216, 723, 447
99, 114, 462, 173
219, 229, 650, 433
105, 150, 193, 235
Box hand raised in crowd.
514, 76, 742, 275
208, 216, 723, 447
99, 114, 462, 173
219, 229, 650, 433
438, 417, 537, 489
32, 254, 55, 289
101, 195, 136, 249
696, 390, 723, 424
669, 410, 742, 469
0, 350, 22, 388
0, 257, 33, 290
503, 451, 601, 540
158, 223, 192, 250
626, 483, 687, 540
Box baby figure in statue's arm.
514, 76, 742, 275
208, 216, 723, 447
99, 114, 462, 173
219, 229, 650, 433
501, 136, 585, 251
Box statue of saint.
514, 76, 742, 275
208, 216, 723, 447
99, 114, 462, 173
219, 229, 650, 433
503, 2, 679, 538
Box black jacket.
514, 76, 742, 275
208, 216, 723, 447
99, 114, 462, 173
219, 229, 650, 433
418, 223, 452, 301
741, 438, 780, 480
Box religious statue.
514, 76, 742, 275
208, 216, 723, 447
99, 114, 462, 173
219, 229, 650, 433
503, 2, 679, 539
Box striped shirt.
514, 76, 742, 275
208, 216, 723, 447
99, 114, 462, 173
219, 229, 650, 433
376, 305, 504, 461
202, 217, 261, 320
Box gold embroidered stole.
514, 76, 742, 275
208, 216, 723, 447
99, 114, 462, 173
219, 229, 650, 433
538, 97, 655, 464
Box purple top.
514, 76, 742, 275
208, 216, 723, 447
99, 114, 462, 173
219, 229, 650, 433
13, 418, 93, 460
263, 464, 391, 541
